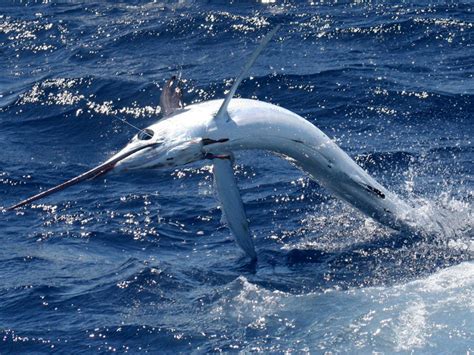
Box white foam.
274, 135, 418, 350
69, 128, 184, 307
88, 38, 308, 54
211, 262, 474, 352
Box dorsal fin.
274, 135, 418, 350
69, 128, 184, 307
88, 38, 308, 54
215, 24, 281, 121
159, 75, 184, 116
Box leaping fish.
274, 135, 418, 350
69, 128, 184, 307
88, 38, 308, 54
7, 26, 424, 260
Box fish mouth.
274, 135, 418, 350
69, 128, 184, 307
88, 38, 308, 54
6, 143, 159, 211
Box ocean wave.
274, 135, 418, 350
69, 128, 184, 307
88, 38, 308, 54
0, 1, 472, 353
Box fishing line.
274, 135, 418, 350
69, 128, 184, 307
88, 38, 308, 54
111, 14, 193, 139
114, 116, 153, 138
177, 13, 191, 82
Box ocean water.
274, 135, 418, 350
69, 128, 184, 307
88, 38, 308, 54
0, 0, 473, 353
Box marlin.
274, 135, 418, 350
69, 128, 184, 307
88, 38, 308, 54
7, 26, 423, 260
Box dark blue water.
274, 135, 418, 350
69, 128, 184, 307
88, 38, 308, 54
1, 1, 473, 353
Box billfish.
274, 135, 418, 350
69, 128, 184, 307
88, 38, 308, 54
7, 26, 423, 259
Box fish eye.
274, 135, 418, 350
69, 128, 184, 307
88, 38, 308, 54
137, 129, 154, 141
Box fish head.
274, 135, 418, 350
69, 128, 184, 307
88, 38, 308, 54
111, 122, 205, 171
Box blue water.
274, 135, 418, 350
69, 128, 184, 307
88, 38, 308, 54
1, 1, 473, 353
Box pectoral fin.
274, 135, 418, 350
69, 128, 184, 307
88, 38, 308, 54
212, 158, 257, 260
